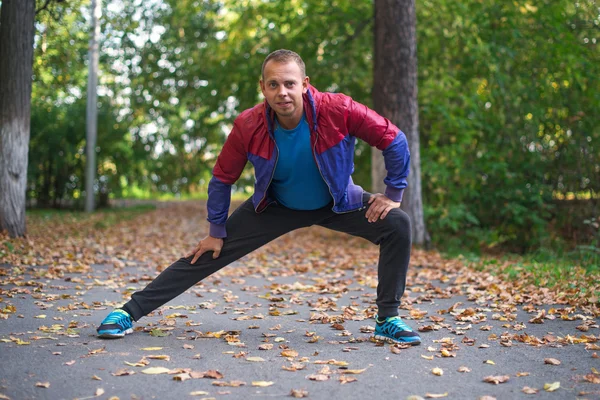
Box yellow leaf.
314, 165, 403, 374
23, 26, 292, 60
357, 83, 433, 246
252, 381, 274, 387
484, 360, 495, 365
246, 357, 265, 362
95, 388, 105, 396
141, 367, 171, 375
147, 355, 170, 361
432, 367, 443, 376
189, 391, 210, 396
141, 347, 163, 351
425, 393, 448, 398
421, 355, 434, 360
544, 382, 560, 392
34, 315, 46, 319
341, 368, 367, 374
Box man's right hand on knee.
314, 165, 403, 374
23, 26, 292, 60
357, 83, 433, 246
186, 235, 224, 263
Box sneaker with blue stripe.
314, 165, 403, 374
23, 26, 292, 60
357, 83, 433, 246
97, 309, 133, 338
374, 315, 421, 345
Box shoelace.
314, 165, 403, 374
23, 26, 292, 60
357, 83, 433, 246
382, 316, 412, 334
102, 311, 130, 326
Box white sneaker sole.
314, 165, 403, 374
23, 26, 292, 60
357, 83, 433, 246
98, 328, 133, 339
373, 334, 421, 346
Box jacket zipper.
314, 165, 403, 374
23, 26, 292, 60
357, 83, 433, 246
256, 139, 280, 213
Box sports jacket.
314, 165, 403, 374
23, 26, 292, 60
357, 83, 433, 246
207, 84, 410, 238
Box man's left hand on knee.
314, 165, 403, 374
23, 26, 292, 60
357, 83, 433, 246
366, 193, 401, 223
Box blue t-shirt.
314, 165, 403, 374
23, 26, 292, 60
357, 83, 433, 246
271, 116, 332, 210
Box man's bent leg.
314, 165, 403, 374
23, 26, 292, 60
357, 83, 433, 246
316, 201, 412, 317
122, 200, 312, 321
316, 201, 419, 344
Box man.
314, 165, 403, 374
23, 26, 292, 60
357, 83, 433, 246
97, 49, 420, 345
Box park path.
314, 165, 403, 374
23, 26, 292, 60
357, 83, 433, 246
0, 202, 599, 400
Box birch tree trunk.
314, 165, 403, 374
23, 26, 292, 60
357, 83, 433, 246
372, 0, 429, 246
0, 0, 36, 237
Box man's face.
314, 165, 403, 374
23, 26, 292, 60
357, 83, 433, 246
260, 60, 309, 126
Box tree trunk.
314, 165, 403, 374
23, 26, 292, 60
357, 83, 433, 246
0, 0, 36, 237
372, 0, 429, 246
85, 0, 101, 212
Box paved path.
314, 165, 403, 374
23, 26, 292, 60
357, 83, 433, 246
1, 228, 599, 400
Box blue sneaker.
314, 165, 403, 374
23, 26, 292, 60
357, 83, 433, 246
374, 315, 421, 345
97, 309, 133, 338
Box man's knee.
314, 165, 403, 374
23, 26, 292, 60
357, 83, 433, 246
384, 209, 411, 239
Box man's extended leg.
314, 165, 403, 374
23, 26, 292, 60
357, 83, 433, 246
97, 200, 315, 337
316, 194, 420, 344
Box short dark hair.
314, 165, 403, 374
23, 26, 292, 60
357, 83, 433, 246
261, 49, 306, 80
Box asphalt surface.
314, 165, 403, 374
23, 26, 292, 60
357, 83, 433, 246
1, 254, 599, 400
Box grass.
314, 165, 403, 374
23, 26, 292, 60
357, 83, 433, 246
437, 236, 599, 299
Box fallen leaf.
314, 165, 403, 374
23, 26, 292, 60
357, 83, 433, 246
281, 350, 299, 358
202, 370, 224, 379
149, 329, 169, 337
425, 393, 448, 398
88, 347, 106, 355
0, 394, 10, 399
111, 369, 135, 376
544, 382, 560, 392
141, 347, 163, 351
516, 372, 530, 377
189, 391, 210, 396
141, 367, 171, 375
259, 343, 273, 350
406, 396, 425, 400
183, 343, 194, 349
544, 358, 561, 365
342, 368, 367, 374
307, 374, 329, 381
421, 355, 433, 360
246, 356, 265, 362
252, 381, 274, 387
483, 375, 510, 384
484, 360, 495, 365
282, 362, 306, 371
432, 367, 444, 376
584, 374, 600, 384
173, 373, 191, 382
35, 382, 50, 388
147, 354, 170, 361
95, 388, 105, 397
64, 360, 76, 366
34, 315, 46, 319
92, 375, 102, 381
457, 366, 471, 373
290, 389, 309, 398
339, 375, 357, 384
478, 397, 496, 400
522, 386, 538, 394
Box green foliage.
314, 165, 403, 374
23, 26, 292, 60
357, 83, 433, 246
27, 0, 599, 258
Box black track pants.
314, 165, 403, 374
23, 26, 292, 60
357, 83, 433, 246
122, 194, 412, 320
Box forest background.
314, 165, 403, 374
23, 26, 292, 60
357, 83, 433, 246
16, 0, 600, 270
